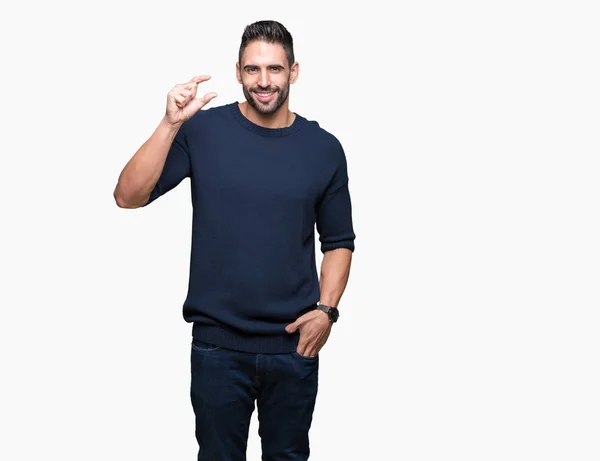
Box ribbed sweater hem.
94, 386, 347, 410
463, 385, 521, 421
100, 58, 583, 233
192, 324, 301, 354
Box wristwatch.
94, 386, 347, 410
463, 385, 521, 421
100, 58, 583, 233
316, 303, 339, 323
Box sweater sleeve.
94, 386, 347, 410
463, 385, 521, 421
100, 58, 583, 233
141, 122, 191, 207
316, 143, 356, 253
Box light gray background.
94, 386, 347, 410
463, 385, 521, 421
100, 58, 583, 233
1, 1, 599, 460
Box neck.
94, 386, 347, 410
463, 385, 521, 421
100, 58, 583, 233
238, 101, 296, 129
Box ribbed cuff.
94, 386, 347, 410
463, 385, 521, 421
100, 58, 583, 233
321, 239, 355, 253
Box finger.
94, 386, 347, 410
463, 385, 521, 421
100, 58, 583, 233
304, 345, 317, 357
200, 92, 218, 105
186, 92, 218, 113
288, 315, 310, 333
297, 338, 310, 356
308, 340, 321, 356
174, 89, 189, 100
188, 75, 211, 85
182, 81, 199, 91
180, 89, 193, 104
177, 88, 197, 106
181, 76, 210, 92
175, 93, 188, 106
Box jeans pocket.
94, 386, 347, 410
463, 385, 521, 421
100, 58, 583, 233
191, 339, 222, 352
293, 351, 319, 361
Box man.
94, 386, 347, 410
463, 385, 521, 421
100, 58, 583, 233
113, 20, 355, 461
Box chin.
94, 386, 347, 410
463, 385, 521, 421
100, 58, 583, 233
252, 98, 279, 114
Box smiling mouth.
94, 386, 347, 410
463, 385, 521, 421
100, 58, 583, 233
254, 90, 276, 101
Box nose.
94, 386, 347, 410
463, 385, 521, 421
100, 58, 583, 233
258, 70, 270, 88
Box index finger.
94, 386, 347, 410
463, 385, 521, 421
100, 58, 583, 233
189, 75, 211, 84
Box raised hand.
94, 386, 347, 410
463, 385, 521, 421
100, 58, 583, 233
165, 75, 218, 126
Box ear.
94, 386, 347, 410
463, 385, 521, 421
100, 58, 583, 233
290, 61, 299, 84
236, 62, 242, 84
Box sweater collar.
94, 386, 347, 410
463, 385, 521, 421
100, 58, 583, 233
230, 101, 305, 137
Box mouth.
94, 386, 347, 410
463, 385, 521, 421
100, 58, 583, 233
253, 90, 276, 102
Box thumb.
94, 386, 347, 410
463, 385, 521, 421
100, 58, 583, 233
188, 92, 218, 113
285, 322, 298, 334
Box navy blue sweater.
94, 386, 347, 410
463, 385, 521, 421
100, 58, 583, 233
142, 101, 355, 353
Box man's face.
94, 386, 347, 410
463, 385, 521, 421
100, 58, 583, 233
236, 40, 299, 115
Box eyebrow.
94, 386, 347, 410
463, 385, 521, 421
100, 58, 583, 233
243, 64, 285, 70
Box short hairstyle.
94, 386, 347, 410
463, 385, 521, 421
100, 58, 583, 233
238, 20, 295, 67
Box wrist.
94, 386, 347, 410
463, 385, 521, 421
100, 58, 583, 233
316, 303, 339, 323
160, 116, 183, 132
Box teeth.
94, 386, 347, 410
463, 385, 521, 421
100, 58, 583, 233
257, 92, 273, 97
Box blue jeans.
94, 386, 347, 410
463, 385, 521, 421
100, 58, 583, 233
190, 338, 319, 461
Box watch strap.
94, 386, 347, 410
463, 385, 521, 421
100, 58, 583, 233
316, 304, 337, 322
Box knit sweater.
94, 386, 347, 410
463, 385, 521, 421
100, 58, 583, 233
142, 101, 355, 353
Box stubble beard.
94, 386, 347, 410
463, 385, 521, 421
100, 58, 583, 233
243, 82, 290, 116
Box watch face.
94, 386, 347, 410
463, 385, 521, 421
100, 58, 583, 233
330, 308, 339, 322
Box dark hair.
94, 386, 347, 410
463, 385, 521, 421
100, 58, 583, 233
238, 20, 295, 67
